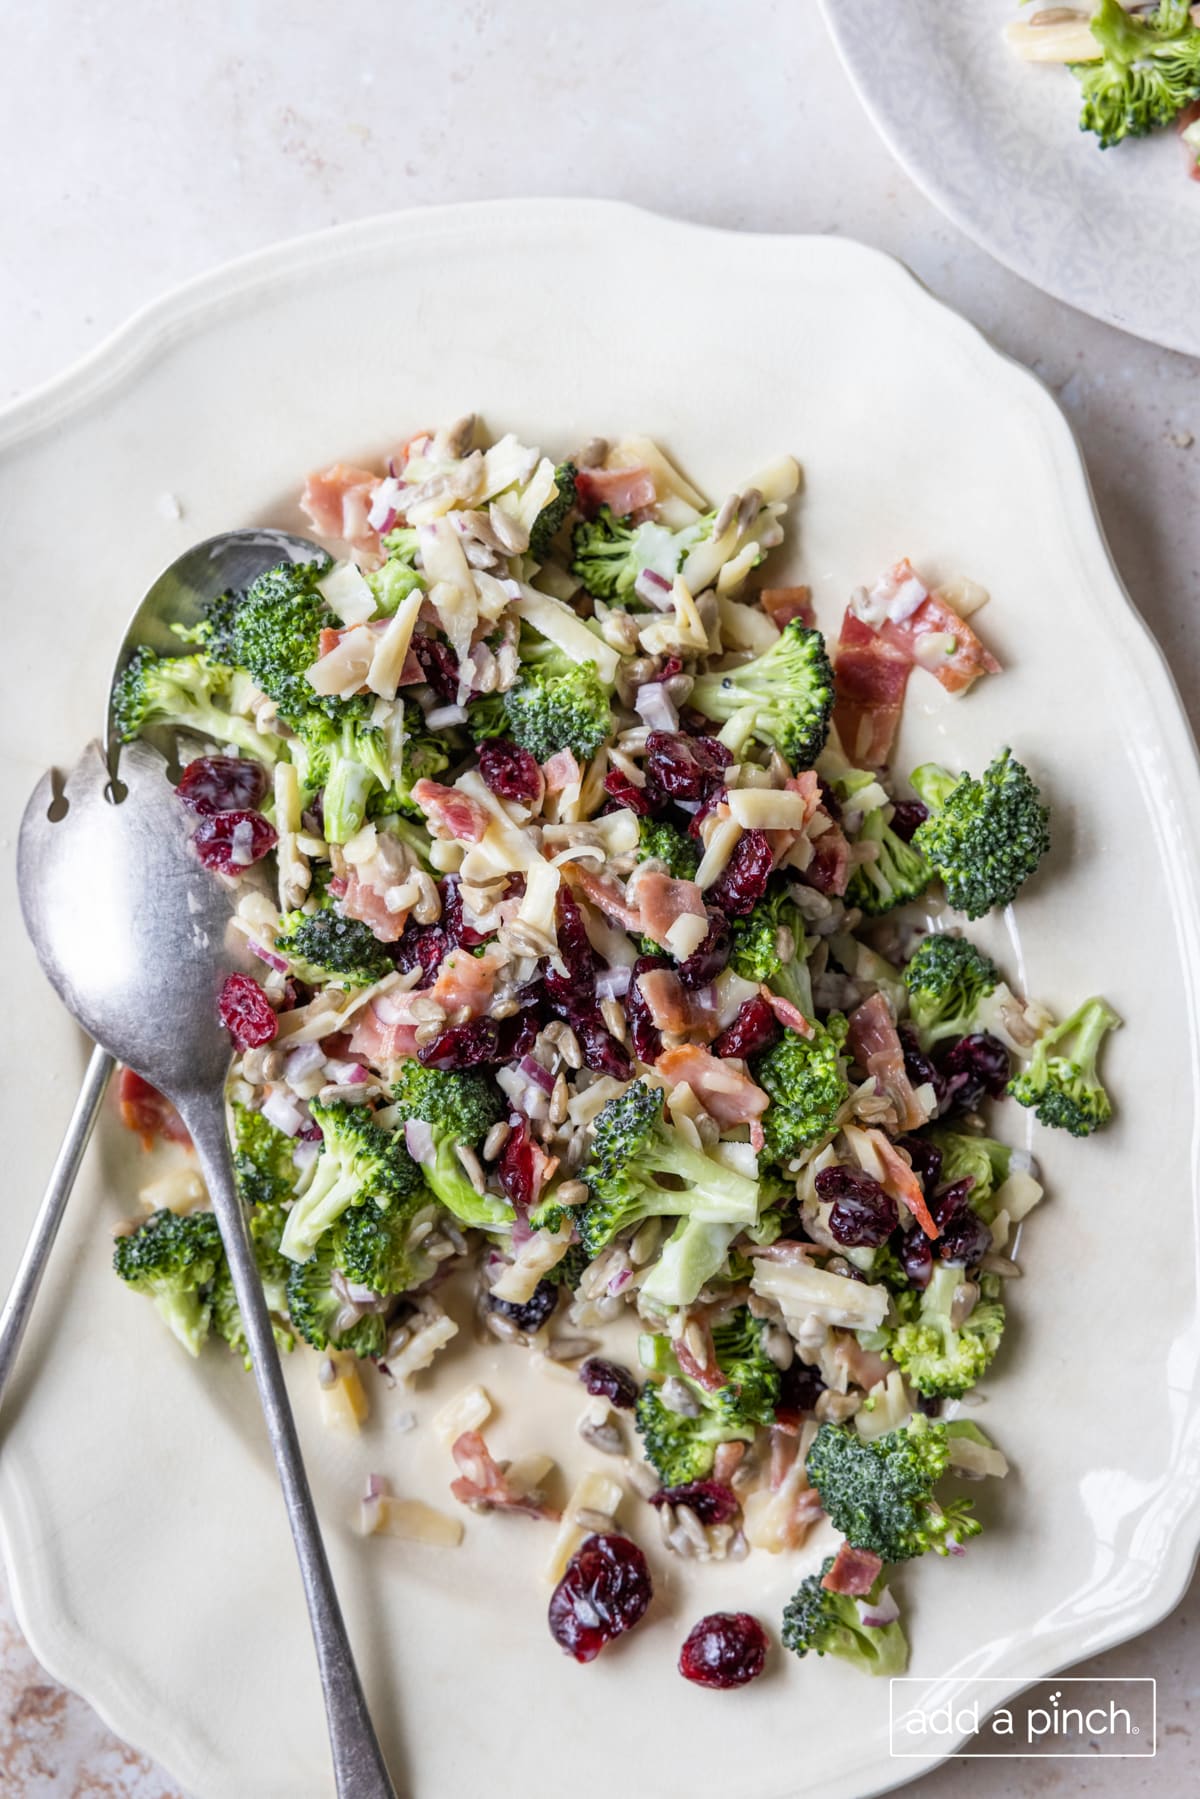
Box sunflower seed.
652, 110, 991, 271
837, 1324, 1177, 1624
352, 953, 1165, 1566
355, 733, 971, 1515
482, 1120, 511, 1161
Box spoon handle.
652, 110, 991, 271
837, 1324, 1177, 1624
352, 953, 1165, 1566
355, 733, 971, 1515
0, 1043, 114, 1411
183, 1095, 397, 1799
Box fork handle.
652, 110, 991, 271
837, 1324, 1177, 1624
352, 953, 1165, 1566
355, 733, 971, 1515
0, 1043, 115, 1412
182, 1095, 397, 1799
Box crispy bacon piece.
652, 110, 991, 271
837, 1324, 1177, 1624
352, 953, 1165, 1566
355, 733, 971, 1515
847, 992, 928, 1131
674, 1319, 727, 1393
759, 585, 815, 629
449, 1431, 560, 1520
655, 1044, 769, 1128
760, 987, 814, 1038
637, 969, 722, 1042
880, 590, 1001, 695
821, 1542, 884, 1597
574, 465, 656, 517
338, 870, 408, 943
832, 609, 911, 767
348, 999, 420, 1065
117, 1068, 191, 1148
542, 748, 581, 794
867, 1128, 939, 1240
563, 864, 643, 932
430, 945, 507, 1021
300, 462, 382, 561
634, 871, 708, 948
410, 779, 489, 844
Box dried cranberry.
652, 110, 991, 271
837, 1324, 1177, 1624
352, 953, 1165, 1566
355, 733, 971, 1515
648, 1481, 740, 1526
549, 1534, 652, 1662
392, 920, 447, 988
496, 1121, 536, 1212
814, 1165, 899, 1247
192, 809, 277, 875
713, 996, 780, 1060
898, 1025, 941, 1101
939, 1033, 1011, 1115
412, 632, 460, 701
602, 766, 655, 817
644, 730, 731, 803
816, 776, 843, 823
573, 1015, 634, 1080
440, 878, 490, 949
627, 955, 668, 1063
478, 738, 543, 804
175, 755, 268, 816
707, 830, 774, 917
932, 1178, 991, 1265
676, 910, 732, 988
890, 800, 928, 843
678, 1613, 768, 1690
418, 1012, 536, 1068
895, 1133, 943, 1195
552, 888, 598, 984
218, 973, 277, 1050
915, 1391, 942, 1417
802, 816, 848, 895
775, 1358, 826, 1419
488, 1279, 560, 1334
897, 1225, 934, 1289
580, 1357, 639, 1410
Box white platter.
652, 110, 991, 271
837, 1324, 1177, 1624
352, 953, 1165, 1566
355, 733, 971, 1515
1, 200, 1198, 1799
821, 0, 1200, 358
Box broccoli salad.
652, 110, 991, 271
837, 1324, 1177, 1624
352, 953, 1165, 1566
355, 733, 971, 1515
110, 416, 1120, 1686
1007, 0, 1200, 170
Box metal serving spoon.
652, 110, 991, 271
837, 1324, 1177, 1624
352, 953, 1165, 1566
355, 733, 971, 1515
9, 531, 396, 1799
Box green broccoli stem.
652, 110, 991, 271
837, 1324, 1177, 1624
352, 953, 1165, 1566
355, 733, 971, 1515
640, 1134, 760, 1223
1041, 995, 1120, 1075
154, 1289, 211, 1357
280, 1162, 361, 1263
909, 764, 958, 814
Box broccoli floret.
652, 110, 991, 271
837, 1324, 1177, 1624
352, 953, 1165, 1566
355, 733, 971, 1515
730, 885, 813, 1019
805, 1417, 982, 1562
710, 1307, 782, 1427
111, 646, 275, 762
754, 1014, 850, 1161
689, 620, 835, 770
911, 750, 1051, 921
847, 808, 931, 916
173, 586, 245, 665
1074, 0, 1200, 148
475, 638, 613, 763
578, 1080, 760, 1258
369, 701, 452, 819
634, 1381, 755, 1486
925, 1127, 1012, 1224
279, 1100, 424, 1264
113, 1208, 223, 1357
228, 559, 339, 724
887, 1264, 1006, 1400
231, 1101, 302, 1207
637, 817, 700, 881
1008, 996, 1121, 1137
903, 934, 1000, 1047
284, 1240, 387, 1358
542, 1241, 591, 1291
333, 1193, 438, 1296
297, 713, 394, 845
528, 461, 578, 563
367, 548, 424, 616
389, 1063, 511, 1228
638, 1216, 743, 1309
781, 1556, 908, 1675
569, 504, 714, 601
274, 908, 393, 989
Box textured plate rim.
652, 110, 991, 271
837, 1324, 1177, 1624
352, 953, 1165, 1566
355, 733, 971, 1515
817, 0, 1200, 360
1, 198, 1198, 1799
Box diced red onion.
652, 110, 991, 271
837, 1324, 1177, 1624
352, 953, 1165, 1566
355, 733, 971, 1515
249, 940, 290, 973
856, 1586, 900, 1629
285, 1042, 326, 1081
635, 682, 679, 733
262, 1088, 305, 1136
365, 1472, 390, 1501
292, 1138, 321, 1171
368, 477, 405, 532
518, 1055, 556, 1094
634, 567, 674, 609
405, 1119, 437, 1164
596, 964, 632, 1000
324, 1057, 368, 1085
345, 1279, 381, 1304
608, 1267, 633, 1295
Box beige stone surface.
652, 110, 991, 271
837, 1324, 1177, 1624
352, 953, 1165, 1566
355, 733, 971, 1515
1, 3, 1195, 1795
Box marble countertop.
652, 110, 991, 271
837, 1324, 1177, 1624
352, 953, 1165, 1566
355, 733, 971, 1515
1, 3, 1196, 1794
